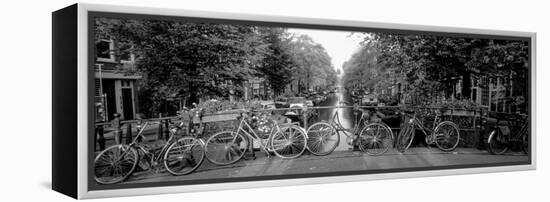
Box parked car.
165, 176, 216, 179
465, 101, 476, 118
305, 100, 314, 107
260, 100, 277, 110
288, 97, 307, 108
275, 97, 289, 108
362, 94, 379, 106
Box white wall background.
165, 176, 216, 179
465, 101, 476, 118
0, 0, 547, 201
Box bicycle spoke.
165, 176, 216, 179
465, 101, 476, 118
165, 138, 203, 175
289, 128, 296, 140
96, 154, 113, 165
307, 123, 338, 156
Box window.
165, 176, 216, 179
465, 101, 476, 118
96, 39, 115, 62
120, 45, 135, 64
120, 51, 131, 61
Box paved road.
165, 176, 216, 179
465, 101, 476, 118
101, 87, 529, 185
120, 147, 528, 184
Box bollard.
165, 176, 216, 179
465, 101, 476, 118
477, 108, 486, 150
164, 120, 170, 140
157, 120, 164, 140
96, 126, 105, 151
302, 107, 308, 129
111, 113, 122, 144
126, 122, 133, 144
244, 135, 256, 160
136, 116, 144, 143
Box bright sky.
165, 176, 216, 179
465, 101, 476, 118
287, 28, 364, 73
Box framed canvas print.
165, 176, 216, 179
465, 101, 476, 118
52, 3, 536, 199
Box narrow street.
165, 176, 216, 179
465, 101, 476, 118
117, 85, 529, 185
89, 19, 533, 189
121, 148, 528, 185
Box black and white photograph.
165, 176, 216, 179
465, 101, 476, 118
91, 13, 531, 189
6, 0, 550, 200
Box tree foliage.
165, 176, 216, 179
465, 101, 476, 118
95, 18, 268, 115
288, 34, 337, 92
95, 18, 339, 116
257, 27, 295, 96
343, 32, 529, 107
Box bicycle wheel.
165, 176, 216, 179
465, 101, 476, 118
487, 128, 508, 155
306, 122, 339, 156
271, 125, 307, 159
163, 137, 205, 176
518, 124, 529, 155
434, 121, 460, 152
396, 122, 414, 153
94, 144, 138, 184
204, 131, 248, 165
358, 123, 393, 155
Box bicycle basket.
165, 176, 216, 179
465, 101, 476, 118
254, 118, 274, 139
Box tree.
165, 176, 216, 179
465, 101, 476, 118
346, 32, 528, 108
95, 18, 268, 116
341, 38, 380, 92
288, 34, 337, 93
257, 28, 296, 96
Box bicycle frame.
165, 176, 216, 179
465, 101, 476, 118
488, 114, 529, 155
494, 116, 528, 141
94, 112, 208, 185
231, 115, 283, 155
402, 110, 448, 146
329, 108, 369, 138
126, 121, 180, 169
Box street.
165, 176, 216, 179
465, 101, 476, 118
89, 20, 533, 187
118, 88, 528, 185
121, 147, 528, 184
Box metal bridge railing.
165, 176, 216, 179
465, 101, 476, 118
94, 105, 494, 151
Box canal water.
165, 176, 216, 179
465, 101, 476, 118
311, 88, 357, 151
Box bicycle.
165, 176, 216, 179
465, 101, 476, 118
487, 113, 529, 155
204, 110, 308, 166
306, 104, 394, 156
93, 109, 205, 184
395, 108, 460, 153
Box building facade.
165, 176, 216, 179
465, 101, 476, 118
456, 73, 526, 113
94, 39, 142, 122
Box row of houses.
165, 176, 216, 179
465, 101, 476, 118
94, 39, 141, 122
356, 73, 527, 114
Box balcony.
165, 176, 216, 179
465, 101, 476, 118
95, 63, 142, 80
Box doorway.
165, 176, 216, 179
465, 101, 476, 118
122, 88, 134, 120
